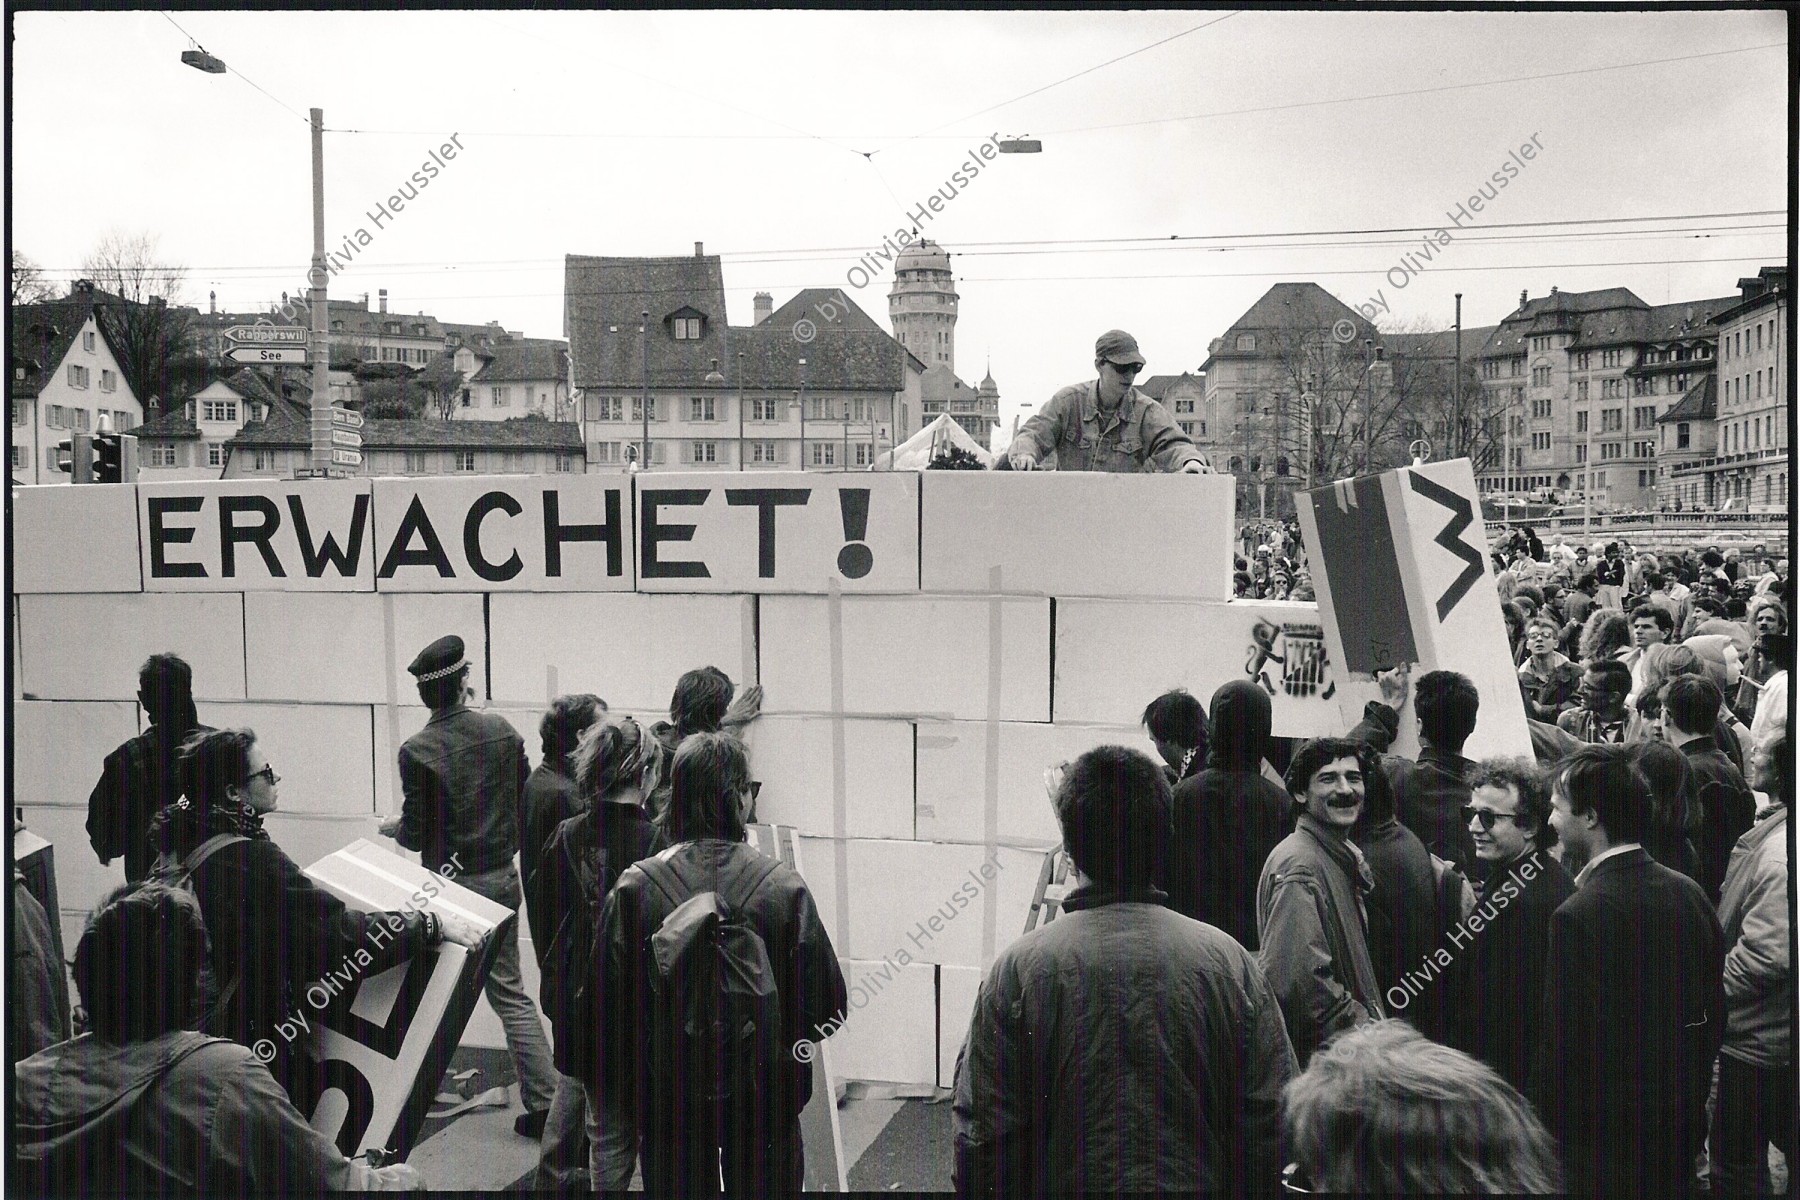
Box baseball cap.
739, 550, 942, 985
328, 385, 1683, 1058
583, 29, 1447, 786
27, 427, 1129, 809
1094, 329, 1145, 367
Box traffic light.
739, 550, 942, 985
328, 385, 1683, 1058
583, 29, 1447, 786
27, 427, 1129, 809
91, 432, 138, 483
55, 433, 94, 483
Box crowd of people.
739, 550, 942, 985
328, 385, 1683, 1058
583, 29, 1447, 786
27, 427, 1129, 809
10, 517, 1793, 1195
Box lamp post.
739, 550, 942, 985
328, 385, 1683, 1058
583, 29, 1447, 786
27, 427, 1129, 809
1299, 388, 1317, 493
794, 356, 808, 471
703, 357, 725, 469
639, 310, 652, 469
1361, 340, 1384, 476
736, 349, 745, 470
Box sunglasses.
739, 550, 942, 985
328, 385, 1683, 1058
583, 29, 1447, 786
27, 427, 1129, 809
1107, 361, 1142, 375
1462, 805, 1525, 830
248, 765, 281, 786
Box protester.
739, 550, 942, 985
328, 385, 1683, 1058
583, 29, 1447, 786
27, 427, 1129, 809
1443, 758, 1574, 1093
1710, 734, 1794, 1197
1748, 631, 1790, 759
379, 634, 558, 1138
954, 744, 1295, 1193
598, 732, 846, 1194
87, 653, 212, 882
148, 728, 478, 1107
1733, 597, 1787, 722
12, 866, 69, 1058
1257, 738, 1386, 1066
522, 693, 607, 956
1630, 740, 1705, 885
1518, 615, 1582, 723
1353, 669, 1482, 875
1530, 745, 1724, 1199
647, 665, 763, 824
998, 330, 1210, 473
1577, 608, 1631, 666
1164, 680, 1291, 949
14, 881, 426, 1192
539, 715, 666, 1192
1351, 761, 1451, 1042
1662, 676, 1756, 903
1625, 605, 1675, 699
1283, 1020, 1564, 1194
1141, 687, 1208, 787
1557, 659, 1638, 744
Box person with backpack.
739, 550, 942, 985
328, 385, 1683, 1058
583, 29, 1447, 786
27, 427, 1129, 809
87, 653, 211, 882
535, 715, 665, 1191
147, 728, 482, 1108
597, 732, 846, 1195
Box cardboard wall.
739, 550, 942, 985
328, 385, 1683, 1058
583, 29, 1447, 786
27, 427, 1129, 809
11, 468, 1521, 1072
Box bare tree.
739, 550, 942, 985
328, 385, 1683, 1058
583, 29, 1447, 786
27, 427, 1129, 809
10, 250, 56, 306
80, 230, 187, 305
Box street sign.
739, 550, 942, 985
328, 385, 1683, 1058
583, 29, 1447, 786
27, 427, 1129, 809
228, 346, 309, 365
225, 325, 308, 344
331, 429, 363, 448
332, 447, 363, 466
330, 406, 365, 429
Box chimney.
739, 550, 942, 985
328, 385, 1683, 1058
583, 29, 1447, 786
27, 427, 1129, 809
379, 289, 388, 314
1519, 289, 1529, 310
148, 396, 161, 416
1549, 286, 1557, 296
694, 241, 704, 258
362, 293, 370, 310
753, 292, 773, 326
210, 290, 216, 314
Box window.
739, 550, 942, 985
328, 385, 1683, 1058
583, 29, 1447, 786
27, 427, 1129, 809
404, 451, 430, 473
1576, 351, 1591, 371
1601, 349, 1623, 368
12, 400, 27, 426
1178, 421, 1196, 436
1531, 366, 1551, 387
203, 443, 224, 467
750, 441, 781, 464
1633, 405, 1656, 430
1481, 360, 1499, 380
810, 442, 836, 467
1677, 422, 1690, 449
1601, 379, 1623, 399
1575, 381, 1588, 402
71, 408, 91, 432
1174, 398, 1195, 414
10, 446, 23, 469
1576, 444, 1588, 463
592, 442, 619, 465
809, 397, 832, 421
854, 443, 873, 467
1601, 442, 1621, 460
1531, 336, 1550, 352
83, 331, 96, 352
1508, 358, 1522, 377
100, 370, 117, 393
673, 317, 701, 340
1639, 470, 1651, 488
384, 322, 401, 335
147, 444, 178, 467
1632, 377, 1649, 396
67, 365, 89, 389
461, 390, 473, 408
689, 397, 716, 422
202, 400, 239, 423
688, 441, 718, 464
1634, 440, 1654, 458
1594, 470, 1607, 487
751, 397, 779, 422
1235, 334, 1256, 351
455, 451, 477, 472
587, 396, 624, 421
253, 450, 277, 472
491, 387, 510, 407
1671, 373, 1689, 393
1530, 397, 1552, 419
1532, 432, 1551, 451
1601, 408, 1622, 432
632, 397, 660, 422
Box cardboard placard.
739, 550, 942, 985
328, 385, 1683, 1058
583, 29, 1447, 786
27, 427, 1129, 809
635, 472, 919, 593
297, 840, 511, 1160
13, 484, 143, 594
371, 476, 633, 592
138, 479, 376, 591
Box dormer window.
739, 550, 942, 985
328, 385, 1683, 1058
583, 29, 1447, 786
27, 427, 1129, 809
384, 322, 401, 335
673, 318, 701, 340
413, 324, 427, 336
1235, 334, 1256, 351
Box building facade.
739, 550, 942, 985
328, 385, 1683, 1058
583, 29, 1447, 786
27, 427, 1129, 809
888, 241, 999, 447
135, 370, 296, 481
1696, 267, 1788, 512
224, 416, 582, 479
9, 291, 142, 484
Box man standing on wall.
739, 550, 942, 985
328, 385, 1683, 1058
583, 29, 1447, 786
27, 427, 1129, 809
380, 635, 559, 1139
997, 330, 1211, 474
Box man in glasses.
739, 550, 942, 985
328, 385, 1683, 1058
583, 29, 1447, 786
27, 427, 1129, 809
1442, 758, 1574, 1093
997, 330, 1210, 473
1557, 659, 1637, 745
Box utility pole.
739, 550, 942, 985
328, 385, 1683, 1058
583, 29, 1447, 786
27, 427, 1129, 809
736, 349, 745, 471
309, 108, 331, 475
1453, 293, 1463, 458
640, 310, 651, 468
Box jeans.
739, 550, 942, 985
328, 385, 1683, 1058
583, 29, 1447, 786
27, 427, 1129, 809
456, 865, 558, 1115
534, 1072, 589, 1191
582, 1080, 641, 1191
1712, 1053, 1796, 1196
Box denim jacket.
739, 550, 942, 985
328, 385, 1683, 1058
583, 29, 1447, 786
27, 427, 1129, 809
1006, 381, 1209, 473
397, 705, 530, 874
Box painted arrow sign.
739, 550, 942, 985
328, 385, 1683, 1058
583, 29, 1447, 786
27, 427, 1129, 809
227, 346, 309, 365
225, 325, 308, 344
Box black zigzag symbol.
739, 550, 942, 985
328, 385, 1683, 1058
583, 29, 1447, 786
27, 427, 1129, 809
1406, 472, 1483, 621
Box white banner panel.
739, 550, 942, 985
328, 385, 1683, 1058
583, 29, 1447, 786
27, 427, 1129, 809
14, 484, 143, 593
920, 471, 1234, 599
370, 476, 633, 592
138, 479, 376, 591
17, 592, 247, 701
635, 472, 919, 593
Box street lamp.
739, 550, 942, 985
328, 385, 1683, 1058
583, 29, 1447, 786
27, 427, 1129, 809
793, 356, 808, 471
1299, 389, 1317, 493
640, 310, 652, 469
704, 357, 725, 468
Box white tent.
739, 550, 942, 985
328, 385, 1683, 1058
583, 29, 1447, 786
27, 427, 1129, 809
873, 412, 995, 470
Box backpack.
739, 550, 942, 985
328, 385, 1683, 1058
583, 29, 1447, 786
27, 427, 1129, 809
148, 833, 249, 1033
539, 818, 608, 1082
636, 848, 783, 1114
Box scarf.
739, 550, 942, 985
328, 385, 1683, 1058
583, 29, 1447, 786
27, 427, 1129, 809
146, 796, 271, 859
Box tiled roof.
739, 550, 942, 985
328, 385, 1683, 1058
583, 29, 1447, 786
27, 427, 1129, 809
326, 300, 445, 340
9, 295, 129, 398
564, 253, 731, 388
729, 289, 913, 391
1381, 326, 1498, 361
134, 413, 201, 439
1477, 288, 1739, 357
471, 338, 568, 383
229, 416, 582, 450
133, 368, 307, 439
1219, 283, 1370, 342
1657, 374, 1716, 423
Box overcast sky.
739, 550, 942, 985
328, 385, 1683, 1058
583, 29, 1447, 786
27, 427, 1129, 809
12, 8, 1790, 427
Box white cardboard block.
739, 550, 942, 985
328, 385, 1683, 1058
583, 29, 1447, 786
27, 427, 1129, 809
15, 804, 126, 921
244, 592, 486, 705
791, 837, 1040, 970
742, 716, 915, 840
17, 592, 247, 701
920, 471, 1234, 599
195, 702, 376, 817
13, 700, 140, 810
488, 593, 755, 710
13, 484, 143, 593
138, 478, 377, 591
1053, 598, 1381, 734
914, 721, 1154, 847
759, 595, 1051, 722
371, 475, 634, 592
636, 472, 919, 594
822, 958, 937, 1086
939, 964, 983, 1089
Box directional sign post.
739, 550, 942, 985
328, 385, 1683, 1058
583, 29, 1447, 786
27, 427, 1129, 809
331, 429, 363, 448
225, 325, 308, 345
330, 406, 364, 430
332, 448, 363, 467
227, 346, 309, 365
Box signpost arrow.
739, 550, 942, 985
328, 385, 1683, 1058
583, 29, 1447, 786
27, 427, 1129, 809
332, 447, 363, 466
225, 326, 308, 344
330, 406, 364, 429
331, 428, 363, 448
227, 346, 309, 365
